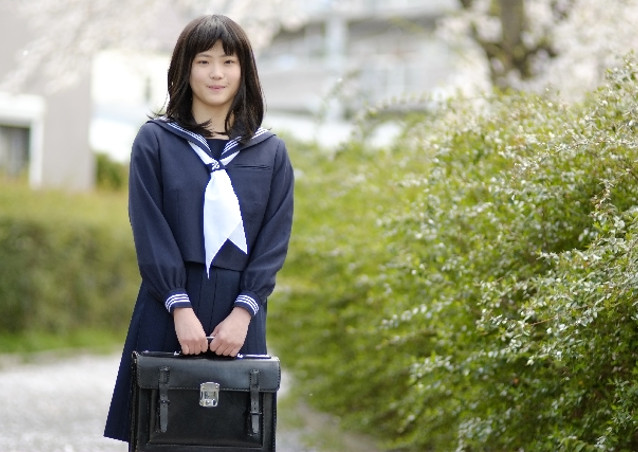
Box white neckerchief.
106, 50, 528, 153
165, 121, 248, 277
188, 141, 247, 276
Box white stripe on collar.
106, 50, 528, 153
164, 120, 269, 156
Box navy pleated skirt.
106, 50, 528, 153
103, 263, 267, 443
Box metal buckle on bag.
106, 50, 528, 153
199, 382, 220, 408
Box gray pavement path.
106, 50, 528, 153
0, 352, 317, 452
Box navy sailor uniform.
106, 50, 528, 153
104, 119, 294, 442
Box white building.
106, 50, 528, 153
257, 0, 458, 145
0, 1, 459, 184
0, 5, 94, 190
260, 1, 457, 116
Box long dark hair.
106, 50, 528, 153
163, 15, 264, 143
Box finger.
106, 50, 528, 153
209, 337, 222, 354
210, 340, 228, 356
222, 344, 239, 357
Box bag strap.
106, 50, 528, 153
158, 366, 170, 433
249, 369, 261, 436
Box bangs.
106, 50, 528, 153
191, 16, 240, 56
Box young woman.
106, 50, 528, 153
104, 14, 294, 443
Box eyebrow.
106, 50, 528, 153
195, 50, 236, 58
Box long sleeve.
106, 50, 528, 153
128, 124, 192, 312
233, 139, 294, 316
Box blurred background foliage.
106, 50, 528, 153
0, 159, 135, 351
269, 57, 638, 451
2, 56, 638, 450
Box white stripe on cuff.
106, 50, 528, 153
165, 293, 190, 312
235, 294, 260, 316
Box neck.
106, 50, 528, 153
206, 120, 227, 134
191, 104, 230, 138
201, 118, 227, 138
209, 130, 229, 139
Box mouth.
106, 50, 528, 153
208, 85, 225, 91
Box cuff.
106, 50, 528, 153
234, 293, 260, 317
165, 290, 192, 313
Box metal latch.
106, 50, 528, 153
199, 382, 220, 407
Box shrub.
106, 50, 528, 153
0, 182, 138, 344
270, 56, 638, 450
95, 151, 128, 191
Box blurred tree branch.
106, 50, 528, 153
442, 0, 637, 96
459, 0, 571, 88
0, 0, 306, 94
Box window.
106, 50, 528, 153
0, 124, 30, 177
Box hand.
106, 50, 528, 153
173, 307, 208, 355
209, 307, 251, 357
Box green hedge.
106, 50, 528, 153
0, 184, 138, 347
269, 57, 638, 450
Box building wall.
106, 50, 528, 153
257, 1, 457, 118
0, 6, 94, 191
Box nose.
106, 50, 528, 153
209, 63, 223, 79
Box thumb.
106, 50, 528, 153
211, 324, 220, 337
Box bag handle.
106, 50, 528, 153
166, 337, 272, 360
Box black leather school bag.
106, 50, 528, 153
129, 351, 280, 452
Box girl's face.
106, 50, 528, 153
189, 40, 241, 123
